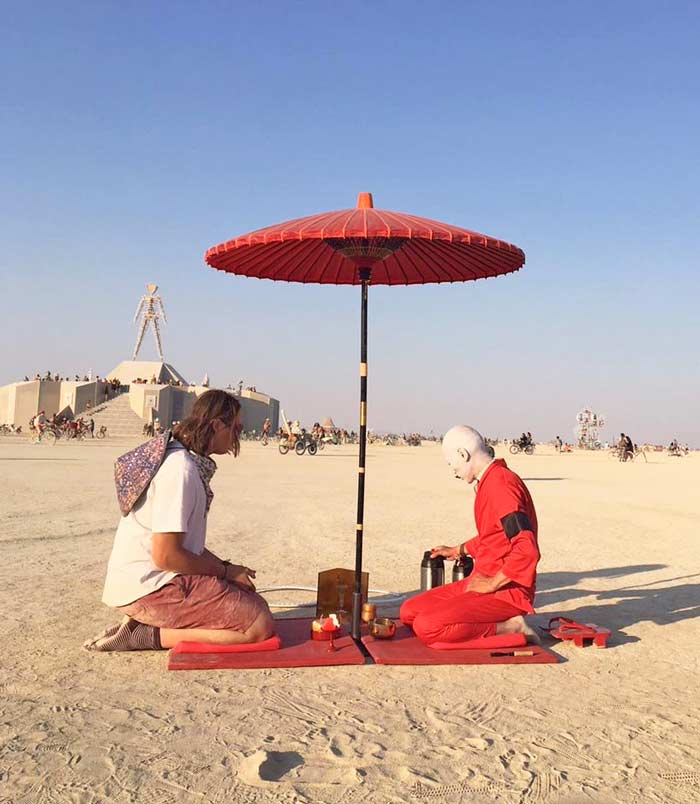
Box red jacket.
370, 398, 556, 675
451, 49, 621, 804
464, 459, 540, 614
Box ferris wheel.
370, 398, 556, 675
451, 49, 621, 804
575, 407, 606, 449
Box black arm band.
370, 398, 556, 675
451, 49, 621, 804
500, 511, 533, 540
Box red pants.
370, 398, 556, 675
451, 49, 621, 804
400, 579, 524, 644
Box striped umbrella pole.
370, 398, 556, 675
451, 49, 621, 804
352, 266, 371, 641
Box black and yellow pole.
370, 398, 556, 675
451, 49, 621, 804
351, 266, 371, 641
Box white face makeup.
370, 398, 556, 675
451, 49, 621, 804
442, 425, 490, 485
443, 445, 473, 482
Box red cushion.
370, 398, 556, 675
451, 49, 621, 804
428, 633, 527, 651
171, 635, 281, 654
168, 619, 366, 670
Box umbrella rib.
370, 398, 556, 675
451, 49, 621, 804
297, 240, 329, 282
275, 242, 319, 282
414, 240, 454, 282
427, 240, 479, 281
318, 210, 351, 239
340, 208, 356, 239
371, 208, 395, 238
314, 243, 342, 283
247, 212, 312, 245
429, 239, 521, 281
416, 240, 464, 281
401, 211, 454, 242
257, 242, 307, 281
451, 242, 498, 280
381, 210, 409, 238
383, 253, 410, 285
294, 213, 328, 241
329, 249, 349, 284
400, 242, 428, 284
463, 242, 521, 278
232, 242, 291, 278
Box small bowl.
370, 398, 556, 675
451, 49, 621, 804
310, 619, 341, 640
369, 618, 397, 639
311, 628, 339, 641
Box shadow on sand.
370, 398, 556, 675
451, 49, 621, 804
536, 565, 700, 647
270, 566, 700, 649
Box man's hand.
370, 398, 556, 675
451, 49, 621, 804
430, 545, 460, 561
466, 570, 509, 595
224, 563, 257, 591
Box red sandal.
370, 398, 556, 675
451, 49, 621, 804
542, 617, 611, 648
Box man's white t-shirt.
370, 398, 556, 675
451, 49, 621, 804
102, 443, 208, 607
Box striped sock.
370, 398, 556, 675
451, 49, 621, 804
85, 618, 162, 651
83, 622, 122, 650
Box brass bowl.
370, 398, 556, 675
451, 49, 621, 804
369, 618, 396, 639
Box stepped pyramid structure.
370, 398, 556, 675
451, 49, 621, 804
83, 393, 145, 439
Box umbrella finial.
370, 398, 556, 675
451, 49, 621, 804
356, 192, 374, 209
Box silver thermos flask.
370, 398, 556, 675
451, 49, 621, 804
421, 550, 445, 592
452, 554, 474, 583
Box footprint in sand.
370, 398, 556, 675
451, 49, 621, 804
239, 750, 305, 784
464, 737, 492, 750
238, 749, 360, 787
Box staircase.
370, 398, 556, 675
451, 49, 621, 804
83, 393, 145, 440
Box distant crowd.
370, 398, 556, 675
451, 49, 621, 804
130, 376, 184, 386
224, 381, 258, 394
21, 371, 190, 390
24, 371, 98, 383
22, 371, 123, 392
21, 372, 270, 395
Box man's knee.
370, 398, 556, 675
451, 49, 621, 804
412, 613, 444, 644
399, 598, 417, 626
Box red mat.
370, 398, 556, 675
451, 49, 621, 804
429, 633, 527, 651
362, 622, 560, 665
172, 635, 281, 654
167, 618, 365, 671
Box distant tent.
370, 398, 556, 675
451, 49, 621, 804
202, 373, 210, 387
321, 417, 336, 429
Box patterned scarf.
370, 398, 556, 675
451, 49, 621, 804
187, 450, 217, 512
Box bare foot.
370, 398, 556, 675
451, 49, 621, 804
496, 615, 542, 645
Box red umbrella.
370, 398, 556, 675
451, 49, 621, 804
206, 193, 525, 639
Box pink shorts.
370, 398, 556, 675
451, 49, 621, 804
118, 574, 271, 632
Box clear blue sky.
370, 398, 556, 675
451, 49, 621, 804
2, 2, 698, 444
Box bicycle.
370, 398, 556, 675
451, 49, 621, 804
32, 427, 57, 445
294, 433, 317, 455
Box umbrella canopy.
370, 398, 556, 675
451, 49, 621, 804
205, 193, 524, 285
205, 193, 525, 641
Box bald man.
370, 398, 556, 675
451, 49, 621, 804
400, 426, 540, 645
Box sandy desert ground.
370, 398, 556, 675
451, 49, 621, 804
1, 437, 698, 804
